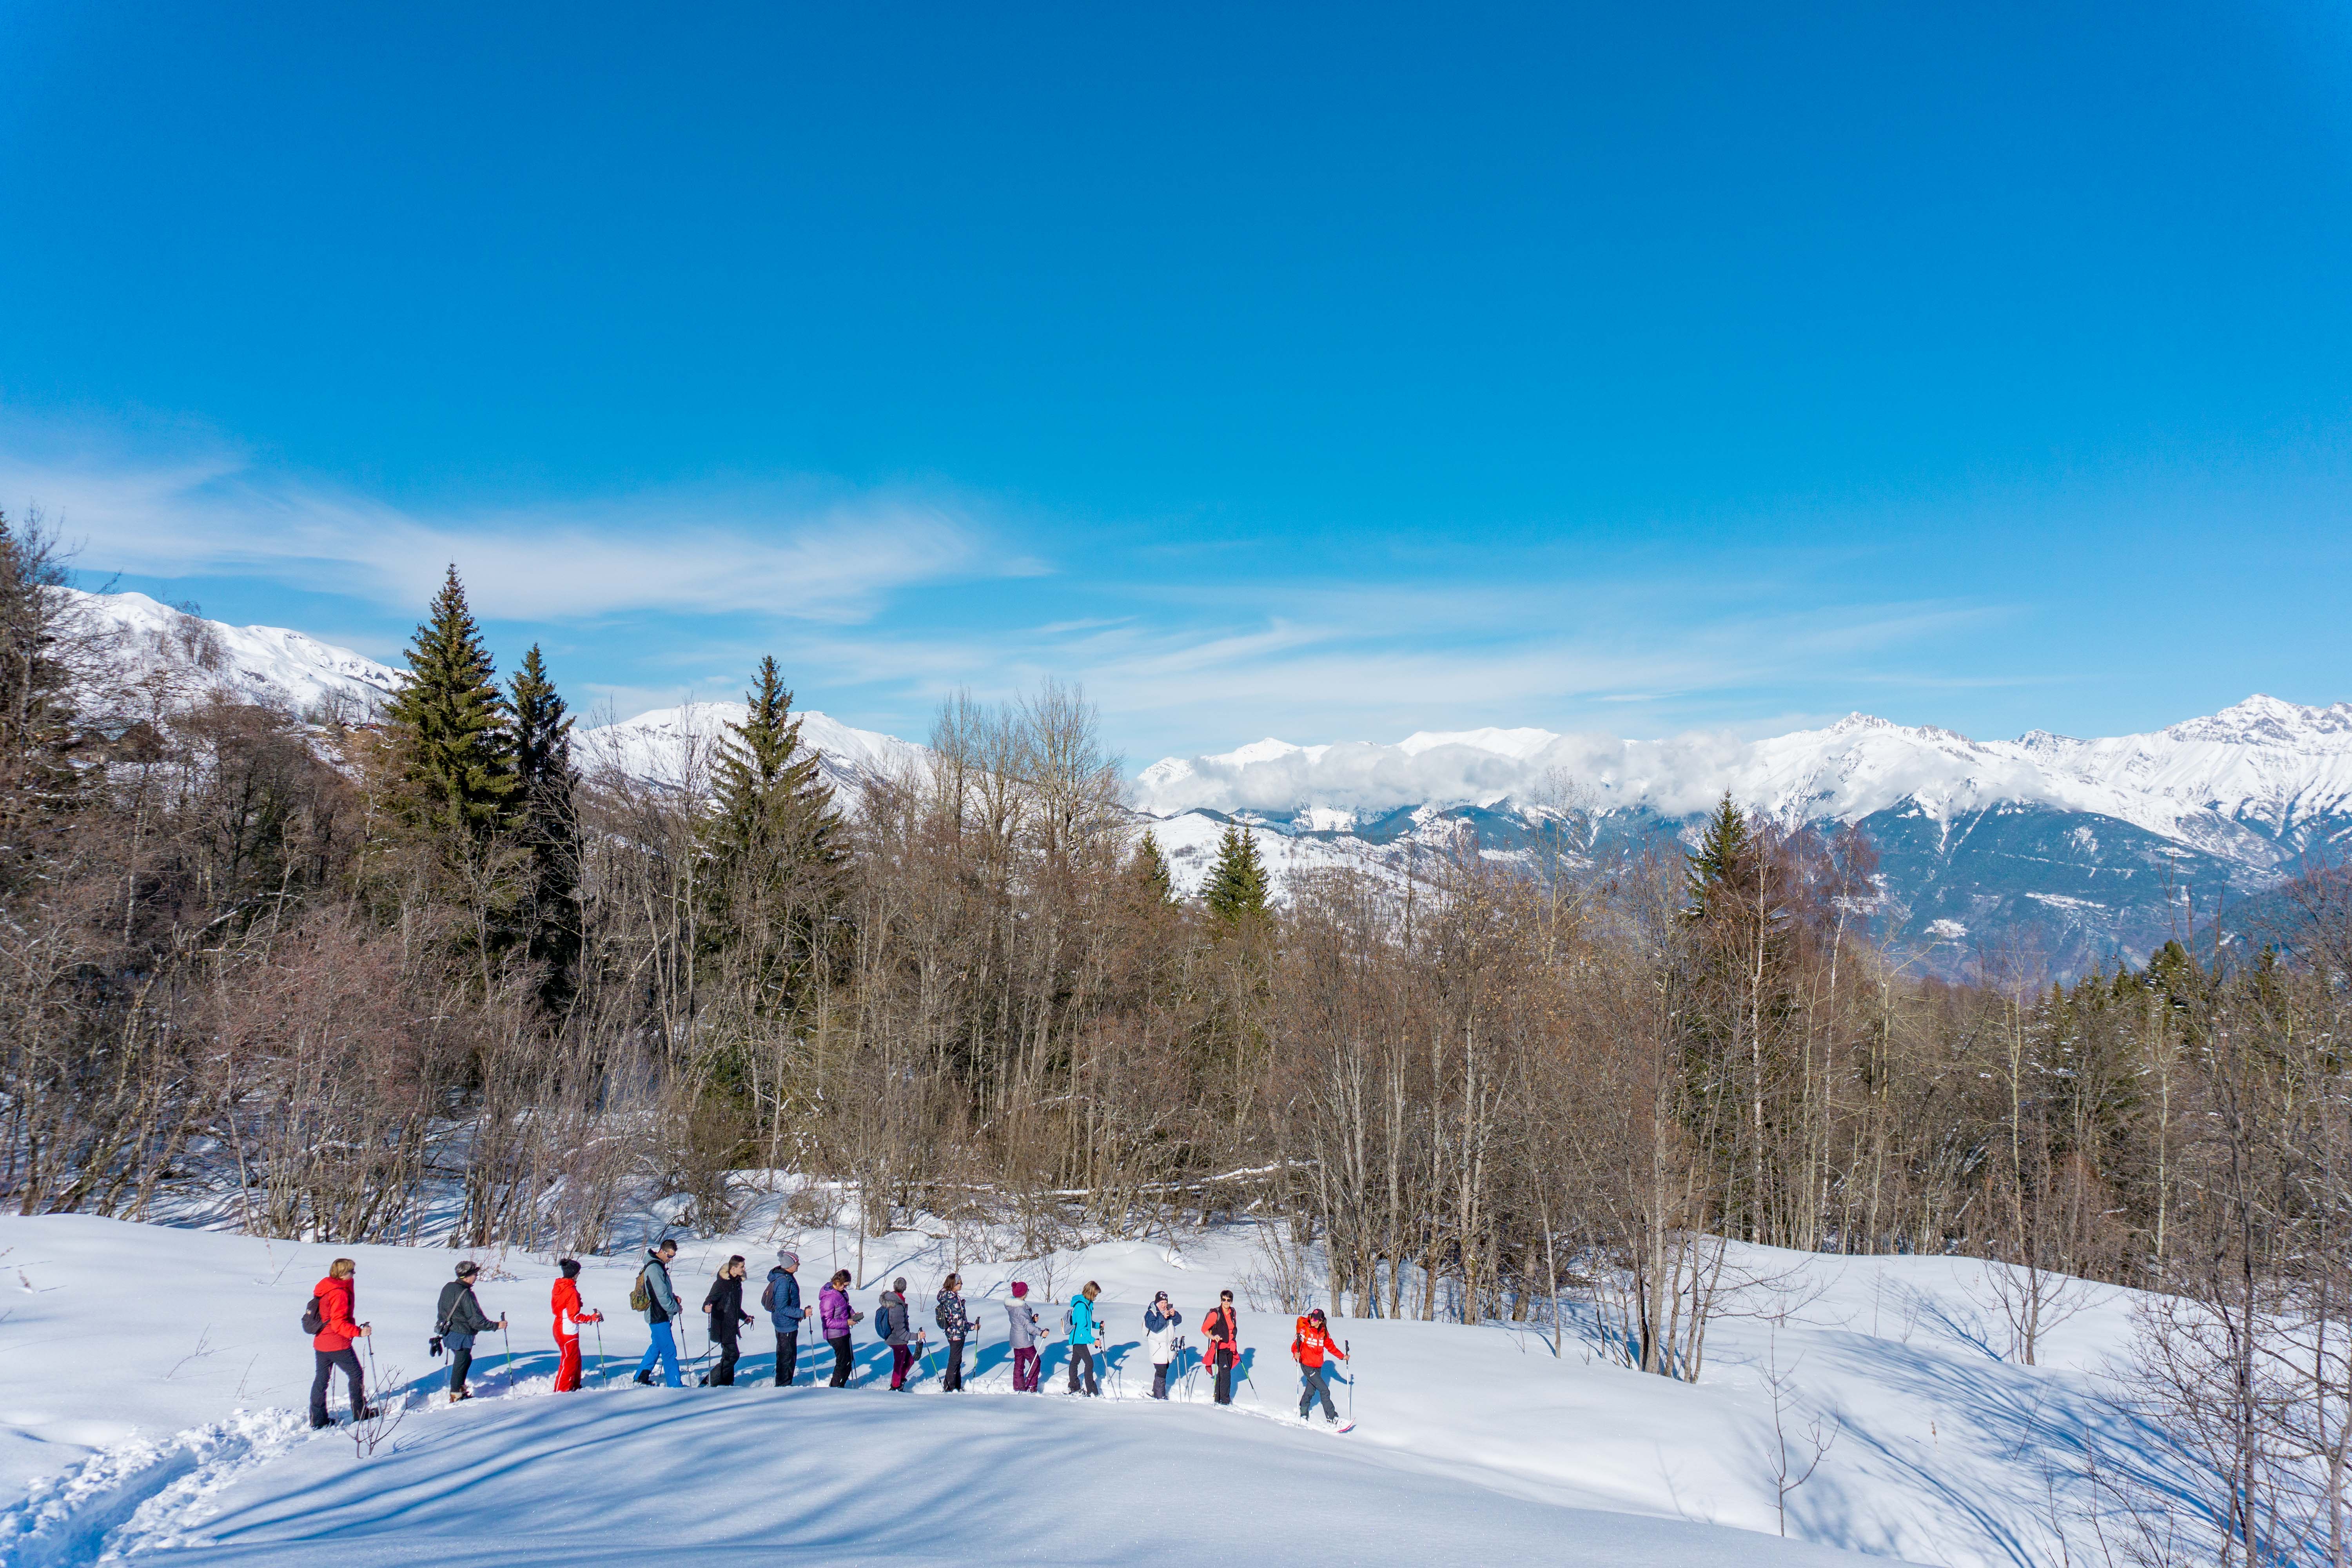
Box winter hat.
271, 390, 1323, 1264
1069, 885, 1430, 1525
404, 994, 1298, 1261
777, 1250, 799, 1269
1011, 1281, 1029, 1298
558, 1258, 581, 1279
893, 1276, 908, 1292
455, 1260, 479, 1278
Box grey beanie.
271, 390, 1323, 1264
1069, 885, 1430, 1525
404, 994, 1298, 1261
777, 1249, 799, 1268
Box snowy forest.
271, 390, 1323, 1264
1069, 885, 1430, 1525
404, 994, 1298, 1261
4, 517, 2352, 1552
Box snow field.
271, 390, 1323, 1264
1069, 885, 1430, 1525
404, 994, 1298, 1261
0, 1211, 2154, 1566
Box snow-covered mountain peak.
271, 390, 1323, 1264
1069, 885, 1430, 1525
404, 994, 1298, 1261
2161, 694, 2352, 746
579, 701, 926, 793
1395, 726, 1561, 759
72, 588, 400, 718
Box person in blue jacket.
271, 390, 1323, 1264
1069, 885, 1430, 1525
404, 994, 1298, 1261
765, 1249, 806, 1387
1064, 1280, 1102, 1397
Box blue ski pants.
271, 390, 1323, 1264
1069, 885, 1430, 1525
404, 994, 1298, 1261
637, 1320, 681, 1387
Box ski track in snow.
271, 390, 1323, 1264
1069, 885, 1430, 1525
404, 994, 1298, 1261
0, 1407, 310, 1566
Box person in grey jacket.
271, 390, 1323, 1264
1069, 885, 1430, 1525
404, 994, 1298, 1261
435, 1260, 505, 1403
632, 1239, 683, 1388
879, 1277, 917, 1390
1004, 1280, 1045, 1392
764, 1250, 806, 1387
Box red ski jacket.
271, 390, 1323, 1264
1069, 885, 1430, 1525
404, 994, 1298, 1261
552, 1278, 601, 1340
311, 1276, 358, 1352
1290, 1315, 1345, 1367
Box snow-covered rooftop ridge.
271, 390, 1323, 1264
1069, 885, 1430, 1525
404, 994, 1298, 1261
1130, 695, 2352, 842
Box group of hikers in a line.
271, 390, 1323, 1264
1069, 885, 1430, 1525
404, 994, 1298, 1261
305, 1238, 1352, 1432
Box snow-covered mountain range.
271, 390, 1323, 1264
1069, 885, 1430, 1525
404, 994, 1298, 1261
74, 590, 2349, 975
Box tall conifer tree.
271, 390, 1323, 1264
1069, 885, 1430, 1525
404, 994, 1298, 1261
1685, 791, 1753, 920
1202, 822, 1270, 923
384, 566, 515, 837
509, 644, 580, 1004
1129, 828, 1176, 906
701, 657, 844, 1009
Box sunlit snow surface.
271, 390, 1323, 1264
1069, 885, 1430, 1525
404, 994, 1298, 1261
0, 1208, 2161, 1567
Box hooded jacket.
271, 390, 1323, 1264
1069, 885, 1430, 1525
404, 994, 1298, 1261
764, 1267, 805, 1332
934, 1288, 975, 1341
639, 1252, 680, 1325
310, 1275, 359, 1353
1143, 1300, 1183, 1366
820, 1282, 856, 1338
551, 1277, 599, 1339
876, 1289, 912, 1347
1291, 1314, 1346, 1368
704, 1274, 751, 1342
1065, 1292, 1100, 1348
1004, 1297, 1043, 1349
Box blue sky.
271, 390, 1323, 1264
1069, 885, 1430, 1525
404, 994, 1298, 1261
3, 2, 2348, 762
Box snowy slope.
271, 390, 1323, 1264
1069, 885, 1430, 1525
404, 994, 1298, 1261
0, 1206, 2156, 1568
578, 701, 928, 797
72, 590, 401, 719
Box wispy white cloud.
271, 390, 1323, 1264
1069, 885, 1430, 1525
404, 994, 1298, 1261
0, 428, 1016, 622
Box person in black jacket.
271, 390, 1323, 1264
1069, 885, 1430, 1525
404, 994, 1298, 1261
701, 1255, 754, 1386
435, 1260, 506, 1403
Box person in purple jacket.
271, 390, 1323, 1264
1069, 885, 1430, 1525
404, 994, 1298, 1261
820, 1269, 864, 1387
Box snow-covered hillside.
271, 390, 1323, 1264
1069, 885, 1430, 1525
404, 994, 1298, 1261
73, 590, 400, 719
579, 701, 927, 798
0, 1206, 2161, 1567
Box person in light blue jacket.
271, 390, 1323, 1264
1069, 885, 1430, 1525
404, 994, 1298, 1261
1063, 1281, 1102, 1397
765, 1250, 806, 1387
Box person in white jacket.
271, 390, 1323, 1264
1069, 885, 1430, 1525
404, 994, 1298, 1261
1143, 1291, 1184, 1399
1005, 1281, 1046, 1392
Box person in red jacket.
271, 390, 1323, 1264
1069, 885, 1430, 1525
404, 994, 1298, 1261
1201, 1290, 1241, 1405
551, 1258, 604, 1393
308, 1257, 377, 1429
1291, 1307, 1347, 1425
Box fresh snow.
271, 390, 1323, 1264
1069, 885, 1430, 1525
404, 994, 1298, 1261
70, 591, 400, 719
0, 1206, 2166, 1567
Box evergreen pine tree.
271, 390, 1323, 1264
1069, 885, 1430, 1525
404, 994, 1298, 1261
1129, 828, 1175, 905
383, 566, 516, 837
1202, 822, 1270, 923
508, 644, 581, 1005
701, 657, 844, 1001
1685, 791, 1752, 919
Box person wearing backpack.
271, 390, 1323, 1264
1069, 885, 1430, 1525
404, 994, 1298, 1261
306, 1257, 376, 1429
700, 1255, 754, 1386
934, 1272, 976, 1393
1143, 1291, 1184, 1399
877, 1277, 917, 1390
762, 1250, 806, 1387
1201, 1290, 1241, 1406
435, 1260, 505, 1404
1291, 1306, 1347, 1425
819, 1269, 862, 1387
1063, 1281, 1102, 1397
550, 1258, 603, 1393
631, 1238, 683, 1388
1004, 1281, 1044, 1392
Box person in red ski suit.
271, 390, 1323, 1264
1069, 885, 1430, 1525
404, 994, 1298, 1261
551, 1258, 604, 1392
1292, 1307, 1347, 1425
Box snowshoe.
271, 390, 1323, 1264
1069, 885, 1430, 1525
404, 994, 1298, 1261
1333, 1421, 1356, 1434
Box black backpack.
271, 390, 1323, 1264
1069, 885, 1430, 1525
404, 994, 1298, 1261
300, 1291, 325, 1337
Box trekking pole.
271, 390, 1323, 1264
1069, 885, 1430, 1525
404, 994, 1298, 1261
594, 1318, 606, 1388
1346, 1339, 1353, 1422
501, 1320, 515, 1395
362, 1329, 383, 1414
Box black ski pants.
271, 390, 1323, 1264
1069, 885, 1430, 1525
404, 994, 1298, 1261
708, 1334, 740, 1386
943, 1337, 966, 1391
310, 1347, 365, 1426
1299, 1361, 1337, 1422
1067, 1343, 1099, 1396
775, 1331, 799, 1387
448, 1345, 475, 1397
1151, 1361, 1171, 1399
1213, 1347, 1236, 1404
827, 1334, 854, 1387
